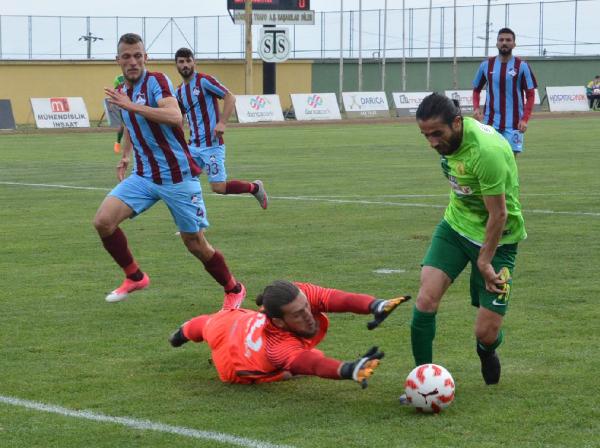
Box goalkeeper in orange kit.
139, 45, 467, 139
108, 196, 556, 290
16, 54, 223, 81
169, 281, 410, 387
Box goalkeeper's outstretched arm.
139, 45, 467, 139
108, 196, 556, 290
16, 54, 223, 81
288, 347, 384, 388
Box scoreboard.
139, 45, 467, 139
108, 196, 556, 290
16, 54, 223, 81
227, 0, 310, 10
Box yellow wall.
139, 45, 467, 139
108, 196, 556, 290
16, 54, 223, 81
0, 59, 312, 125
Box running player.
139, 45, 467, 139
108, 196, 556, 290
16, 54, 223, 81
169, 280, 410, 386
405, 93, 526, 394
472, 28, 537, 156
174, 47, 268, 209
95, 33, 245, 306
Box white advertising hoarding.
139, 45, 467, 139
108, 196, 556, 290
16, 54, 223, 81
342, 92, 390, 118
235, 95, 285, 123
546, 86, 589, 112
444, 90, 487, 113
392, 92, 432, 116
290, 93, 341, 121
30, 97, 90, 128
103, 98, 122, 128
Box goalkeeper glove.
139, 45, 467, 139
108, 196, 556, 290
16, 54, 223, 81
367, 295, 411, 330
340, 346, 384, 389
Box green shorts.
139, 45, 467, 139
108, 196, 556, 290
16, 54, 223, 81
422, 220, 518, 316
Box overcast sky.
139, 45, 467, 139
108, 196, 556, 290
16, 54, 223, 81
1, 0, 597, 58
0, 0, 568, 17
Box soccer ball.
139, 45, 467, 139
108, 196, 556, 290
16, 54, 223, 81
404, 364, 455, 413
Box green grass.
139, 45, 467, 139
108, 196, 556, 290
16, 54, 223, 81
1, 118, 599, 447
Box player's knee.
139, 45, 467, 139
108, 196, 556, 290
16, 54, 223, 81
93, 213, 115, 236
475, 325, 500, 345
415, 290, 441, 313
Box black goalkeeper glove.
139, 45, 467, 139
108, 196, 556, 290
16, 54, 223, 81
367, 295, 411, 330
340, 346, 385, 389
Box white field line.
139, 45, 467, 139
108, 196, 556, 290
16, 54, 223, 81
1, 181, 599, 217
0, 395, 294, 448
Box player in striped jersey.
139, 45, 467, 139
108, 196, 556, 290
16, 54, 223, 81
472, 28, 537, 156
174, 48, 268, 209
169, 280, 410, 386
95, 33, 245, 307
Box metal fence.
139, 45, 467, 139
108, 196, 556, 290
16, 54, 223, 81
0, 0, 599, 60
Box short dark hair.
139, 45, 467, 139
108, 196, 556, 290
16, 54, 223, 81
497, 27, 516, 40
118, 33, 144, 48
416, 93, 462, 126
256, 281, 300, 319
175, 47, 194, 61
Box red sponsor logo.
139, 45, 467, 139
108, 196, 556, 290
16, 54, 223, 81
50, 98, 69, 112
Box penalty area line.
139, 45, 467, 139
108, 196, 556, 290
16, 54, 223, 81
0, 395, 295, 448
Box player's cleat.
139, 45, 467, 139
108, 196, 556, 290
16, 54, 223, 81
252, 180, 268, 210
398, 394, 411, 406
222, 282, 247, 310
169, 327, 189, 348
113, 142, 121, 153
477, 343, 501, 385
105, 273, 150, 303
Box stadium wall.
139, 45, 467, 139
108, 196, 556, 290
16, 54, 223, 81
0, 60, 312, 125
312, 56, 600, 101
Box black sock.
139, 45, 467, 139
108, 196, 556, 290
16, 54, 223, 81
127, 270, 144, 281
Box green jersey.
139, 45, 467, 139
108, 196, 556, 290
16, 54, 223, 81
441, 117, 526, 245
113, 74, 125, 89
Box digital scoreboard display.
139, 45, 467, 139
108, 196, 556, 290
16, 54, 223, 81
227, 0, 310, 10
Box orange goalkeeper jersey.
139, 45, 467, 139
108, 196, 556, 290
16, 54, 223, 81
204, 282, 373, 384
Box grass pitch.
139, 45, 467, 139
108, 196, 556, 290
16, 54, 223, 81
1, 117, 599, 447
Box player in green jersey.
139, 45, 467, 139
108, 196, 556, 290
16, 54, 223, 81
112, 74, 125, 153
406, 93, 526, 391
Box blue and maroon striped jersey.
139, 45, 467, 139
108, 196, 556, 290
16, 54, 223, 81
176, 72, 229, 148
119, 71, 201, 185
472, 56, 537, 131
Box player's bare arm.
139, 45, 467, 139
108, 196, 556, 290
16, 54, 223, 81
104, 89, 182, 127
116, 128, 132, 181
478, 194, 508, 294
215, 92, 236, 137
472, 88, 484, 122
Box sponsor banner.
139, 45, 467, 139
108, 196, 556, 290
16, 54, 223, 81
533, 88, 542, 111
546, 86, 589, 112
392, 92, 432, 116
103, 98, 122, 128
448, 88, 541, 112
444, 90, 487, 113
235, 95, 285, 123
290, 93, 341, 121
30, 97, 90, 128
342, 92, 390, 118
232, 10, 315, 25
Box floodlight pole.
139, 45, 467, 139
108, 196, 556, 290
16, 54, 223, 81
453, 0, 458, 89
358, 0, 362, 91
244, 0, 253, 94
484, 0, 491, 56
339, 0, 344, 109
381, 0, 387, 91
426, 0, 432, 90
402, 0, 406, 91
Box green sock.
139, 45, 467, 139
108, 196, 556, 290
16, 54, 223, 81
117, 129, 124, 143
477, 329, 504, 352
410, 306, 437, 366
